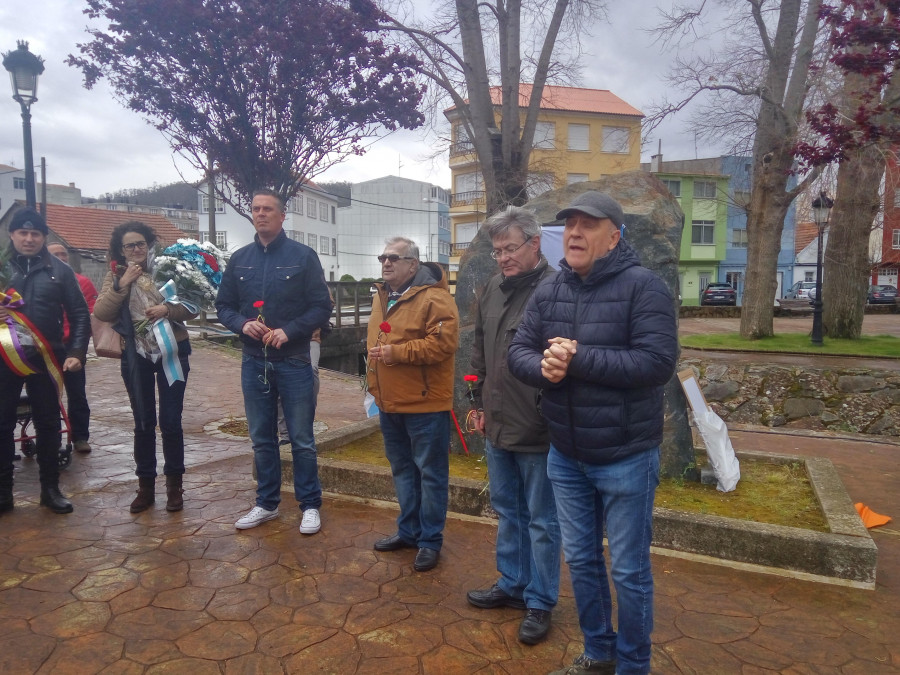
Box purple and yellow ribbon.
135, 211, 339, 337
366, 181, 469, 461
1, 288, 65, 396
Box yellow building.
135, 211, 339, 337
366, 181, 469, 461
445, 84, 643, 277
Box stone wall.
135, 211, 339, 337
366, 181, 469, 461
681, 359, 900, 437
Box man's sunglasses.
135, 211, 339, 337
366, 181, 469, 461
377, 254, 417, 263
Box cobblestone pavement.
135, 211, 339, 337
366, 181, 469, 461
1, 339, 897, 674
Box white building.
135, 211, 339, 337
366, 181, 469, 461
0, 163, 82, 212
338, 175, 451, 281
197, 181, 339, 278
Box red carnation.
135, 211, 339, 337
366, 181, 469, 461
464, 375, 478, 382
253, 300, 264, 309
379, 321, 391, 333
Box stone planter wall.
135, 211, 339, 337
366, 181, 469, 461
680, 359, 900, 437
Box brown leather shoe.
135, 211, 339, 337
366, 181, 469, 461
165, 475, 183, 512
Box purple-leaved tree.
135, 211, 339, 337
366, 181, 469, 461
67, 0, 425, 216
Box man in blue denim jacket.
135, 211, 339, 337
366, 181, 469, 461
216, 189, 333, 535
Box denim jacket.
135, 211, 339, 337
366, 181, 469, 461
215, 230, 332, 360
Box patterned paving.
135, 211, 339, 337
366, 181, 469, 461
0, 340, 897, 673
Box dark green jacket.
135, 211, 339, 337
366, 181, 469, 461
469, 257, 553, 453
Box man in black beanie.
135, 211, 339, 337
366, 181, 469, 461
0, 208, 90, 514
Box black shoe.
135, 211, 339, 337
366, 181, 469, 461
518, 608, 552, 645
413, 547, 439, 572
374, 534, 416, 552
0, 492, 12, 513
467, 583, 527, 610
40, 485, 73, 514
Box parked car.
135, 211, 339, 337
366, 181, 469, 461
784, 281, 817, 300
700, 282, 737, 306
867, 284, 898, 304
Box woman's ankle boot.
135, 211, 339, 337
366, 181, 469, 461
165, 475, 184, 512
130, 476, 155, 513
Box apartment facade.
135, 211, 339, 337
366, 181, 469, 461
338, 176, 451, 281
877, 157, 900, 288
645, 155, 798, 304
197, 181, 339, 277
444, 85, 643, 275
0, 163, 82, 212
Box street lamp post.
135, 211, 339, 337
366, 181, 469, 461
810, 191, 834, 346
3, 41, 45, 210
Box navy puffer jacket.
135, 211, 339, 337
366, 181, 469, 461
507, 239, 677, 465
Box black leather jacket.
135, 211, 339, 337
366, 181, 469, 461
6, 245, 91, 363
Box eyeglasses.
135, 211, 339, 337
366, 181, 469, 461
377, 254, 417, 264
490, 235, 532, 259
123, 241, 148, 252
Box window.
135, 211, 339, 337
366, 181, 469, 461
332, 238, 337, 256
893, 229, 900, 249
200, 231, 227, 248
567, 123, 589, 151
289, 198, 303, 213
438, 214, 450, 231
319, 236, 330, 255
319, 203, 328, 221
601, 126, 630, 154
662, 179, 681, 197
13, 177, 26, 190
694, 181, 717, 199
534, 121, 556, 149
893, 191, 900, 209
691, 220, 715, 244
201, 195, 225, 213
567, 173, 589, 185
308, 233, 317, 249
454, 171, 482, 194
733, 190, 751, 207
287, 230, 304, 242
331, 205, 336, 224
805, 271, 814, 282
726, 272, 742, 290
732, 228, 748, 248
307, 197, 316, 217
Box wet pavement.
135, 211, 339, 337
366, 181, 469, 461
1, 335, 898, 674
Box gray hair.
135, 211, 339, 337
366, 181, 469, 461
385, 236, 419, 259
485, 205, 542, 240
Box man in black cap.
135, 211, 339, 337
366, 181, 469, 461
0, 208, 90, 514
508, 191, 678, 675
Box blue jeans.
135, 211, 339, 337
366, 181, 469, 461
486, 440, 561, 611
242, 354, 321, 511
121, 341, 190, 478
547, 446, 660, 675
379, 411, 450, 551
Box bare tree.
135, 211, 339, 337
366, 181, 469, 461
648, 0, 825, 338
382, 0, 605, 215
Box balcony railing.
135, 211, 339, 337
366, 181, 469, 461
449, 141, 475, 157
451, 190, 485, 207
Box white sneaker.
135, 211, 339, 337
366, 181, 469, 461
299, 508, 321, 534
235, 505, 279, 530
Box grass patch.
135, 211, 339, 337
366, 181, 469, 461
681, 332, 900, 357
321, 432, 828, 532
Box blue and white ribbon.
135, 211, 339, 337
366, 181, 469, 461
150, 280, 198, 385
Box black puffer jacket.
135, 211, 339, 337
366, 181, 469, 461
508, 239, 677, 465
6, 246, 91, 363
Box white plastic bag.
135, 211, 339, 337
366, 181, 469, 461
363, 391, 379, 418
693, 408, 741, 492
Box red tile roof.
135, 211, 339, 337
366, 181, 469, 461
489, 84, 644, 117
40, 203, 190, 251
446, 84, 644, 118
795, 221, 819, 254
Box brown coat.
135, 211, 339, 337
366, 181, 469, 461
94, 271, 196, 343
366, 263, 459, 413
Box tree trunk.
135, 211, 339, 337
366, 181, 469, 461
823, 145, 882, 338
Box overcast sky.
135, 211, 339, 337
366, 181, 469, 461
0, 1, 727, 200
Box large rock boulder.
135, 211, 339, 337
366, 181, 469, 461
453, 171, 694, 479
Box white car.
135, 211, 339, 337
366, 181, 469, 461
784, 281, 816, 300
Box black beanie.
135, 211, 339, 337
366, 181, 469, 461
9, 208, 48, 236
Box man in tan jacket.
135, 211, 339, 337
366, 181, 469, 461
366, 236, 459, 572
